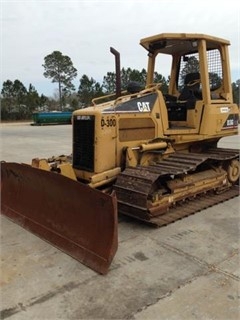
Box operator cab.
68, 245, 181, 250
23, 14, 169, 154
140, 33, 233, 132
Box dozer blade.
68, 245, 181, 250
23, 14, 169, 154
1, 162, 118, 274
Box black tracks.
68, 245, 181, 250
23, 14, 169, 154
114, 148, 239, 226
124, 186, 239, 227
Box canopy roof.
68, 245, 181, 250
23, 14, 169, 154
140, 33, 230, 55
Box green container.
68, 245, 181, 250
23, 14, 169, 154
32, 112, 72, 125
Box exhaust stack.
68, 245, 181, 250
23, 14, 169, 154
110, 47, 121, 98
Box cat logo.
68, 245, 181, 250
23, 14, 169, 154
137, 101, 151, 112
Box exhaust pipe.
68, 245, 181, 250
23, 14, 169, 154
110, 47, 121, 98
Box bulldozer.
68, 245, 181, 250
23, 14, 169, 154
1, 33, 239, 275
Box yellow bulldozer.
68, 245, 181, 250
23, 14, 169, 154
1, 33, 239, 274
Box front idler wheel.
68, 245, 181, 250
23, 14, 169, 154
226, 159, 240, 184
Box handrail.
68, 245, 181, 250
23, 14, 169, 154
91, 83, 162, 108
113, 82, 162, 107
91, 91, 128, 106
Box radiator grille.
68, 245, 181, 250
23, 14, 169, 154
73, 115, 95, 171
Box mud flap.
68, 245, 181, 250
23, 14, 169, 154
1, 162, 118, 274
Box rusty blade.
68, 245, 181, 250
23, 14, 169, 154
1, 162, 118, 274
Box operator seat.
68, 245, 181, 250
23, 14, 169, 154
166, 72, 202, 122
178, 72, 201, 107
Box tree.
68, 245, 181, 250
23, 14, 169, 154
78, 75, 103, 107
121, 67, 146, 90
39, 94, 48, 110
1, 79, 28, 119
209, 72, 222, 90
71, 97, 79, 110
179, 56, 200, 88
12, 80, 28, 106
26, 84, 40, 114
232, 79, 240, 106
153, 72, 169, 94
42, 51, 77, 109
103, 67, 145, 94
102, 72, 116, 94
1, 80, 15, 114
102, 67, 168, 94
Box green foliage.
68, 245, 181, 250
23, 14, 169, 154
1, 80, 15, 114
102, 67, 167, 94
153, 73, 169, 94
121, 68, 146, 89
42, 51, 77, 109
0, 80, 51, 120
179, 56, 200, 87
78, 75, 103, 107
4, 48, 238, 122
39, 94, 48, 108
102, 72, 116, 93
232, 79, 240, 105
78, 67, 169, 107
26, 84, 40, 113
209, 72, 222, 90
70, 97, 79, 110
1, 80, 29, 120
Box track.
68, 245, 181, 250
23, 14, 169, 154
120, 185, 239, 227
114, 148, 239, 226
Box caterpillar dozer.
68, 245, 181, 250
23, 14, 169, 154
1, 33, 239, 274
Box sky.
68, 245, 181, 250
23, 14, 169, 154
1, 0, 240, 97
